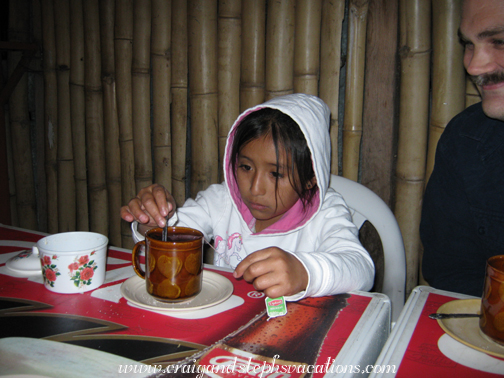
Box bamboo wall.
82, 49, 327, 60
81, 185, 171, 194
2, 0, 476, 295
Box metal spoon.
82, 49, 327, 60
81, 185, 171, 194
162, 216, 168, 241
429, 313, 481, 320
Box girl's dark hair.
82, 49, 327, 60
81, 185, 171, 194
229, 108, 317, 210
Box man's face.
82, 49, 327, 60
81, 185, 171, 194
460, 0, 504, 121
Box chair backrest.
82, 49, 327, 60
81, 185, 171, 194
329, 174, 406, 321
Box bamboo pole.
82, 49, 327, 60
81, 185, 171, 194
41, 0, 59, 233
465, 76, 481, 107
188, 0, 219, 196
7, 0, 38, 230
132, 0, 153, 193
115, 0, 136, 248
70, 0, 89, 231
152, 0, 172, 188
293, 0, 322, 95
100, 0, 122, 247
240, 0, 265, 111
83, 0, 109, 236
69, 0, 89, 232
425, 0, 465, 183
342, 0, 369, 181
32, 0, 47, 232
394, 0, 431, 296
320, 0, 345, 175
218, 0, 241, 181
5, 108, 18, 226
265, 0, 295, 99
171, 0, 188, 206
54, 0, 76, 232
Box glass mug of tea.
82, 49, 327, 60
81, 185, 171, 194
480, 255, 504, 345
132, 227, 204, 303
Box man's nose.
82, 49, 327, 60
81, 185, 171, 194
465, 45, 499, 77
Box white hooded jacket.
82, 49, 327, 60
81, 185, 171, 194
132, 94, 375, 300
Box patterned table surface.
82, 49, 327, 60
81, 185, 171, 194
0, 224, 391, 378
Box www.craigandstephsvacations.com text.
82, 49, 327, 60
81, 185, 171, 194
117, 356, 397, 377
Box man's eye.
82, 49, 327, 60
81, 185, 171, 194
492, 39, 504, 48
462, 41, 474, 49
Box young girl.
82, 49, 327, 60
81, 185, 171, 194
121, 93, 374, 301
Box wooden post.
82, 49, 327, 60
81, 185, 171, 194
218, 0, 241, 181
240, 0, 265, 111
7, 0, 38, 230
115, 0, 136, 248
265, 0, 295, 99
152, 0, 172, 189
188, 0, 219, 196
83, 0, 109, 235
100, 0, 122, 246
171, 0, 188, 206
360, 0, 399, 206
70, 0, 89, 232
394, 0, 431, 296
55, 0, 76, 232
342, 0, 369, 182
293, 0, 322, 95
132, 0, 153, 192
41, 0, 59, 233
320, 0, 345, 175
425, 0, 465, 183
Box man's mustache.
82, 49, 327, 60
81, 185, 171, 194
471, 71, 504, 87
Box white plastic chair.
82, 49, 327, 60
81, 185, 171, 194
330, 174, 406, 321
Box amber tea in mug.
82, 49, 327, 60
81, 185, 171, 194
132, 227, 204, 303
480, 255, 504, 345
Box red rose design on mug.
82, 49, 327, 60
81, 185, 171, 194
45, 269, 57, 282
70, 252, 98, 288
80, 267, 94, 281
68, 262, 79, 272
41, 254, 61, 287
78, 255, 89, 266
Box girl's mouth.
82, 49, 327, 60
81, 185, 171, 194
248, 201, 267, 211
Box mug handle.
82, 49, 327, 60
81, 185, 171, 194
132, 241, 146, 279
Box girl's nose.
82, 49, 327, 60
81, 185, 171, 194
464, 45, 499, 78
250, 172, 265, 196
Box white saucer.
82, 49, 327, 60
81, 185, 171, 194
120, 270, 234, 312
436, 299, 504, 358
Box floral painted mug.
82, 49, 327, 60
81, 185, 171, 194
33, 232, 109, 294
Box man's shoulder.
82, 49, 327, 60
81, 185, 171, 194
448, 102, 483, 129
442, 102, 499, 142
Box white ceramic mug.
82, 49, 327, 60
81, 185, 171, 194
33, 232, 109, 294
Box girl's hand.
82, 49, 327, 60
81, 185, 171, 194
233, 247, 308, 298
120, 184, 177, 228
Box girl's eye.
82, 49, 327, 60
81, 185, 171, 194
239, 164, 251, 171
271, 171, 284, 179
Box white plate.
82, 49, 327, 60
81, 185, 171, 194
436, 299, 504, 358
120, 270, 234, 312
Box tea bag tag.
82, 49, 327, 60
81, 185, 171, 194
265, 296, 287, 320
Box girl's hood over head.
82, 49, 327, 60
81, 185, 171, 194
224, 93, 331, 234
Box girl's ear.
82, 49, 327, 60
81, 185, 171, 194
306, 176, 317, 189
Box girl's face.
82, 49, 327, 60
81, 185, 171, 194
236, 135, 301, 232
